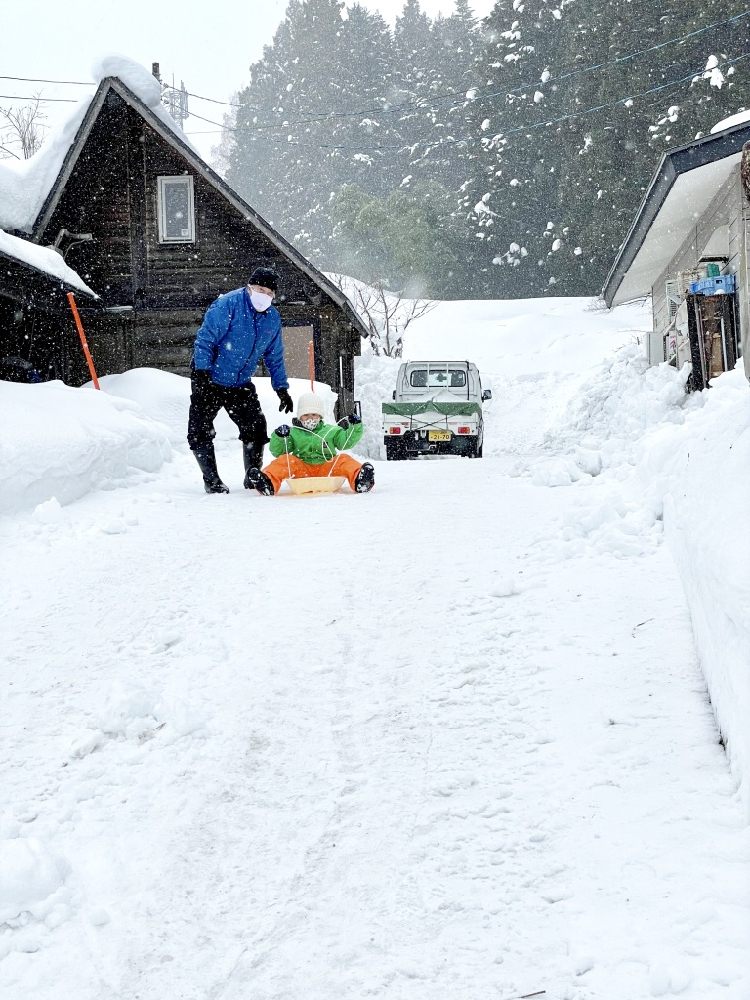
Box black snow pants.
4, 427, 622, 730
187, 373, 269, 453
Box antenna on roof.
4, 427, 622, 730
161, 73, 189, 126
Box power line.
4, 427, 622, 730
1, 6, 747, 123
183, 53, 750, 152
0, 74, 91, 85
0, 94, 79, 102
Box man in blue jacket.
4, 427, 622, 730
187, 266, 294, 493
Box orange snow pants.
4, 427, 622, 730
262, 453, 363, 493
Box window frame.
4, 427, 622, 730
156, 175, 196, 244
409, 366, 467, 388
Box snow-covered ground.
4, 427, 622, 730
1, 295, 749, 1000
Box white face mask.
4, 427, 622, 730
301, 417, 320, 430
250, 290, 273, 312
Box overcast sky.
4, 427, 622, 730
1, 0, 495, 162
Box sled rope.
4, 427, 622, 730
291, 418, 356, 480
327, 421, 356, 478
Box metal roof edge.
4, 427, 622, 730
602, 120, 750, 308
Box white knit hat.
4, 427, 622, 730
296, 392, 325, 419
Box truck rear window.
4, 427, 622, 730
410, 368, 467, 388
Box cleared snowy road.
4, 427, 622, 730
2, 453, 749, 999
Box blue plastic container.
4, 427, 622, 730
689, 274, 736, 296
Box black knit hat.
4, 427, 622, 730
249, 267, 280, 293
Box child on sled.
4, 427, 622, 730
244, 392, 375, 495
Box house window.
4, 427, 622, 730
157, 175, 195, 242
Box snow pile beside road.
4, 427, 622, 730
0, 369, 343, 518
354, 352, 402, 459
0, 380, 172, 516
531, 342, 697, 486
97, 369, 338, 448
641, 365, 750, 812
541, 348, 750, 815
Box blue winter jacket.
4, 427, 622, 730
193, 287, 289, 390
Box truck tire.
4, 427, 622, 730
385, 439, 406, 461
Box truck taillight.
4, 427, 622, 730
458, 426, 471, 434
389, 427, 401, 435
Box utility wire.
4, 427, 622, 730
0, 7, 748, 119
183, 53, 750, 152
0, 94, 79, 102
0, 74, 91, 85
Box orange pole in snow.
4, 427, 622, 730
67, 292, 100, 389
308, 339, 315, 391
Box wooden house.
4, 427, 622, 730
2, 74, 368, 414
602, 117, 750, 390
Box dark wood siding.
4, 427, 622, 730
41, 93, 134, 307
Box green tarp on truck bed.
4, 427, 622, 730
382, 401, 482, 417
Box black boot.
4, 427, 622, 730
245, 467, 275, 496
193, 445, 229, 494
354, 462, 375, 493
242, 442, 262, 487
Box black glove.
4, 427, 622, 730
193, 368, 212, 388
275, 424, 291, 437
337, 417, 350, 430
277, 388, 293, 413
348, 412, 362, 425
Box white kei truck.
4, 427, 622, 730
382, 360, 492, 460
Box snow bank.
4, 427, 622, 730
97, 369, 338, 447
0, 381, 172, 516
0, 369, 341, 517
353, 352, 402, 459
542, 348, 750, 814
641, 366, 750, 810
533, 343, 697, 484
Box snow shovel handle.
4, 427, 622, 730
67, 292, 100, 389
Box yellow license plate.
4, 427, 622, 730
429, 430, 451, 441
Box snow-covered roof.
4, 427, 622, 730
0, 55, 197, 235
603, 119, 750, 308
0, 54, 368, 337
711, 108, 750, 134
0, 228, 96, 297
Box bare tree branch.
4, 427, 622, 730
329, 273, 437, 358
0, 94, 47, 160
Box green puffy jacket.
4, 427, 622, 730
269, 418, 364, 465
